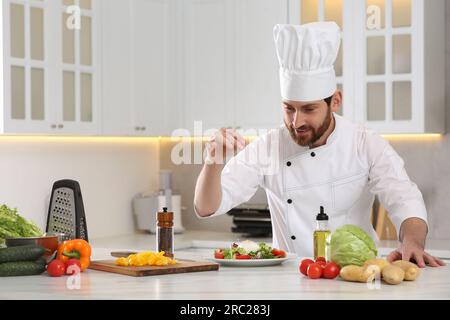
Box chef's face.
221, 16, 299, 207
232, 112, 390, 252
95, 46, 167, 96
283, 91, 341, 147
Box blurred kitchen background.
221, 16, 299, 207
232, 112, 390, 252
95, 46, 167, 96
0, 0, 449, 241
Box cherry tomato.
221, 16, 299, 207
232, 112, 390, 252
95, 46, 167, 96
323, 262, 340, 279
315, 257, 327, 263
316, 260, 327, 269
307, 263, 323, 279
299, 259, 315, 276
271, 249, 286, 258
236, 254, 251, 260
47, 259, 66, 277
65, 259, 82, 275
214, 249, 225, 259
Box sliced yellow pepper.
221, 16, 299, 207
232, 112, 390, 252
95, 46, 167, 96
114, 251, 177, 267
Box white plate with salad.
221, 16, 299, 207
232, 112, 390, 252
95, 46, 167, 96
212, 240, 290, 267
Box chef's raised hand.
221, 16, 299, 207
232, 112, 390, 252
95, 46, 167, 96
205, 128, 246, 165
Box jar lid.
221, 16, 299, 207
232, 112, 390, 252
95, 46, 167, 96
157, 207, 174, 222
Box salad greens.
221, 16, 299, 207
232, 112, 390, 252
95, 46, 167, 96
0, 204, 44, 246
218, 241, 281, 259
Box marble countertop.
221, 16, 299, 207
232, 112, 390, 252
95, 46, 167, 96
1, 231, 449, 300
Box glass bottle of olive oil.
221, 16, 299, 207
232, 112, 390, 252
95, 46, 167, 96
313, 206, 330, 261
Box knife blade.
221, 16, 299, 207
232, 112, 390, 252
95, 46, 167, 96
110, 251, 137, 258
110, 251, 197, 262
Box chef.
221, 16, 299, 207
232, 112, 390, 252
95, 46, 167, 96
194, 22, 444, 267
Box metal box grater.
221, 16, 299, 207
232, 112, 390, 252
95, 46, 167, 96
46, 180, 88, 241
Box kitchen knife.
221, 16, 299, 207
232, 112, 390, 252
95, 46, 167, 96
111, 251, 137, 258
110, 251, 196, 262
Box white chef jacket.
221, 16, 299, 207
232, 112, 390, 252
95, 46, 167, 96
196, 114, 428, 257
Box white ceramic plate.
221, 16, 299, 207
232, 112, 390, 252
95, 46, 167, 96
212, 257, 289, 267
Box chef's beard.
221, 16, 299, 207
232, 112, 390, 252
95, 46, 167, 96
285, 107, 333, 147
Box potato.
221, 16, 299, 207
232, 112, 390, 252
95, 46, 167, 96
364, 259, 390, 272
340, 265, 364, 282
363, 264, 382, 280
382, 265, 405, 285
340, 265, 377, 283
392, 260, 420, 281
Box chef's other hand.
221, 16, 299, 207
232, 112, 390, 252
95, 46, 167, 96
386, 239, 446, 268
205, 128, 246, 165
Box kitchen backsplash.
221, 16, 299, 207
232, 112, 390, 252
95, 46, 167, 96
0, 137, 160, 239
0, 134, 449, 241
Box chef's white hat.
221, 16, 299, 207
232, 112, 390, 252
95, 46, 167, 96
273, 22, 341, 102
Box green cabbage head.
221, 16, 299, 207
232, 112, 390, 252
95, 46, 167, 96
330, 225, 377, 267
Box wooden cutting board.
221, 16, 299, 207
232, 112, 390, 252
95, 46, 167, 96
89, 259, 219, 277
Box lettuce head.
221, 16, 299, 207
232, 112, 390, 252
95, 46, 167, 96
330, 224, 377, 267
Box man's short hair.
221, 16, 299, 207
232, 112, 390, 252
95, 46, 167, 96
324, 95, 333, 107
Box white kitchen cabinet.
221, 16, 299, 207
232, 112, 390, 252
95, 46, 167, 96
180, 0, 234, 134
180, 0, 297, 135
296, 0, 447, 134
131, 0, 177, 136
2, 0, 444, 137
104, 0, 291, 137
1, 0, 101, 135
99, 0, 133, 136
58, 0, 101, 135
355, 0, 446, 134
101, 0, 179, 137
233, 0, 289, 132
1, 0, 54, 134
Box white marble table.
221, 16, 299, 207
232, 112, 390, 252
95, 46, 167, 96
1, 231, 449, 300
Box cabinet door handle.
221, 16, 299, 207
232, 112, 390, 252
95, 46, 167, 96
58, 124, 64, 129
51, 124, 57, 129
135, 126, 141, 131
141, 127, 146, 131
